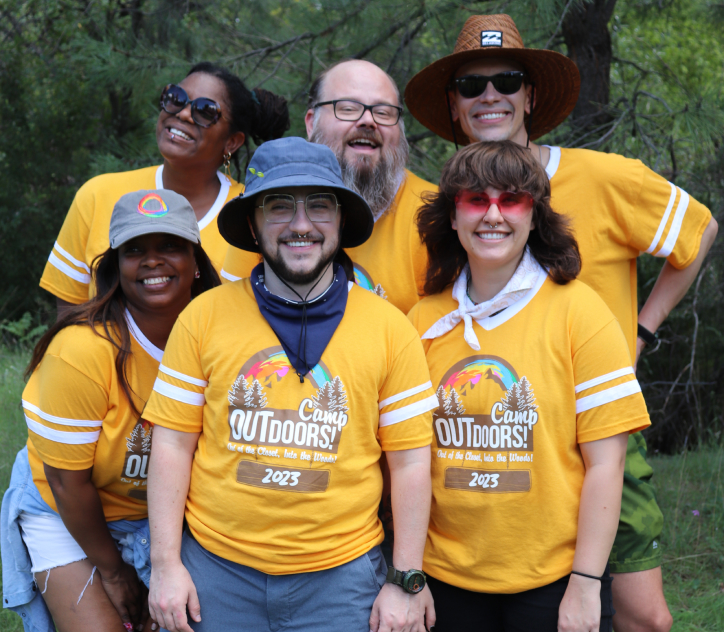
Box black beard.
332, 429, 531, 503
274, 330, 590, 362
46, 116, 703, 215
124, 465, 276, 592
258, 237, 338, 288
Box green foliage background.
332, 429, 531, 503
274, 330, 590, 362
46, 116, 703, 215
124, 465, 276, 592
0, 0, 722, 451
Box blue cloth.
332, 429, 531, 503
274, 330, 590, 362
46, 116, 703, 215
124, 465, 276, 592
251, 263, 348, 378
1, 447, 153, 632
217, 136, 374, 253
180, 531, 387, 632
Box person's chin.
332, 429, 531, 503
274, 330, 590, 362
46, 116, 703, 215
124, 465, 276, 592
465, 121, 515, 143
343, 147, 378, 169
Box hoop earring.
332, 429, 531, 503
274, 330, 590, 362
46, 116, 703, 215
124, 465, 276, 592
223, 152, 232, 182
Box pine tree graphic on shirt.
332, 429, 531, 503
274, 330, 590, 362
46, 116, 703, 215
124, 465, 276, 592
500, 377, 537, 413
374, 284, 388, 300
517, 376, 538, 412
228, 374, 249, 406
448, 388, 466, 415
312, 377, 349, 425
434, 385, 447, 418
244, 379, 267, 409
126, 422, 152, 454
440, 387, 465, 417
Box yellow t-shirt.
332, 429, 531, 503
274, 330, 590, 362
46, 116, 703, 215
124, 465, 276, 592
408, 272, 650, 593
220, 170, 436, 315
39, 166, 243, 304
546, 147, 712, 357
24, 312, 163, 522
143, 280, 436, 574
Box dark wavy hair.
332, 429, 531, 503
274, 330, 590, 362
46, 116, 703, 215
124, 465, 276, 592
26, 243, 220, 415
187, 62, 291, 178
417, 140, 581, 296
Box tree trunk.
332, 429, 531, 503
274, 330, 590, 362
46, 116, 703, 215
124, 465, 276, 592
562, 0, 618, 130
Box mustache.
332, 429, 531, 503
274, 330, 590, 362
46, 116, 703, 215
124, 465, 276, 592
343, 128, 384, 146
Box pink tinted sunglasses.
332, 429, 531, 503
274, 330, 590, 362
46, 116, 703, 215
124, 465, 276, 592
454, 190, 534, 223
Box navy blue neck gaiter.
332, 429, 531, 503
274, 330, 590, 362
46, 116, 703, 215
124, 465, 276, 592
251, 263, 348, 381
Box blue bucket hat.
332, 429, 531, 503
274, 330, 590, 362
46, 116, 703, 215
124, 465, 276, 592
218, 137, 374, 253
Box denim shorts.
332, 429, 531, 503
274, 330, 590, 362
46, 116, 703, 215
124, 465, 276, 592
180, 531, 387, 632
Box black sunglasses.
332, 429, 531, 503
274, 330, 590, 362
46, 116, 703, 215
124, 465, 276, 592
159, 84, 222, 128
452, 72, 527, 99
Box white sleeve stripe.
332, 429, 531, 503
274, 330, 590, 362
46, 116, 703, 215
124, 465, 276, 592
159, 364, 208, 387
645, 182, 676, 254
153, 378, 206, 406
220, 269, 241, 282
48, 252, 91, 284
53, 242, 91, 273
576, 381, 642, 414
379, 381, 433, 410
22, 400, 103, 428
655, 189, 689, 258
379, 394, 438, 427
575, 367, 635, 394
26, 415, 101, 444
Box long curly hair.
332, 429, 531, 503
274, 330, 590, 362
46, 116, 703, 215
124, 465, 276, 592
417, 140, 581, 296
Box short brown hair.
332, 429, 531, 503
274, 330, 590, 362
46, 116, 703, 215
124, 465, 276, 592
417, 141, 581, 296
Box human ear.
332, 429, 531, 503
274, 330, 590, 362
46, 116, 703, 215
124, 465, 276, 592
524, 84, 534, 116
247, 215, 259, 245
225, 131, 246, 157
304, 109, 315, 139
450, 208, 458, 231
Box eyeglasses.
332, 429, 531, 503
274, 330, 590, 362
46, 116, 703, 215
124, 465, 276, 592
455, 190, 534, 223
452, 72, 527, 99
256, 193, 340, 224
159, 84, 222, 128
313, 100, 402, 126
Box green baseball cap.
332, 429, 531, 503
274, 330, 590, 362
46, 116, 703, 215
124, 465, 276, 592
109, 189, 200, 248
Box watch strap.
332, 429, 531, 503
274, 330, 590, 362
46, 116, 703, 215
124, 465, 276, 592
637, 323, 657, 345
385, 566, 403, 586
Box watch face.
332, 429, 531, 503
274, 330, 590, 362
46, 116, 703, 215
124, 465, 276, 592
405, 571, 426, 594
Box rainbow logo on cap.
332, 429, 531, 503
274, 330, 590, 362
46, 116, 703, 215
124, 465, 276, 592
137, 193, 168, 217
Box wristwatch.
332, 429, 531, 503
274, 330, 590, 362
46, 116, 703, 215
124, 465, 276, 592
385, 566, 426, 594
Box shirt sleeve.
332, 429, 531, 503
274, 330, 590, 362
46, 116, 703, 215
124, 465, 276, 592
573, 319, 651, 444
377, 333, 436, 451
25, 356, 107, 470
144, 318, 207, 433
220, 246, 262, 283
38, 186, 93, 303
626, 164, 712, 269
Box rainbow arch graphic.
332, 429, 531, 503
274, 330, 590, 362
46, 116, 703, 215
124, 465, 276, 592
444, 359, 517, 394
353, 265, 375, 291
245, 350, 330, 389
137, 193, 168, 217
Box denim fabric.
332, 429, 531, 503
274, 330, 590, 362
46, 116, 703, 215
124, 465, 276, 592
1, 447, 152, 632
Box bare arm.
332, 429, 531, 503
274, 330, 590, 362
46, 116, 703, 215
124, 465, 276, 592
147, 425, 200, 632
370, 445, 434, 632
637, 217, 718, 364
44, 464, 148, 628
558, 432, 628, 632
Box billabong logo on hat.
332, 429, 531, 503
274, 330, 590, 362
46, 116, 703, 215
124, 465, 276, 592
481, 30, 502, 47
137, 193, 168, 217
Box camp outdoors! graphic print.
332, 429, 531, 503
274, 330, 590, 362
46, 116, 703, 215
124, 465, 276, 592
433, 355, 538, 494
226, 346, 350, 493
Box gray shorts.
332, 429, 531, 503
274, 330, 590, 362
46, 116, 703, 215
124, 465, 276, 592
180, 531, 387, 632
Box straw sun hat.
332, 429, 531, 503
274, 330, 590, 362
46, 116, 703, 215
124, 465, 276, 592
404, 14, 580, 144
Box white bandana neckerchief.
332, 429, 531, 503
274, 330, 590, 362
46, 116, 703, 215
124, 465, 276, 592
421, 247, 545, 350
